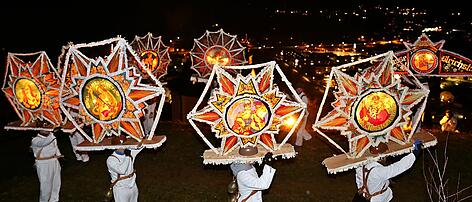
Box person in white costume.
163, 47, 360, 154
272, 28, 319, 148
31, 128, 63, 202
106, 136, 143, 202
295, 87, 312, 146
353, 140, 423, 202
68, 129, 89, 162
230, 153, 276, 202
143, 102, 157, 136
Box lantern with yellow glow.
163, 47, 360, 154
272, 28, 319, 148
131, 33, 171, 81
59, 37, 166, 150
2, 52, 63, 130
190, 29, 247, 79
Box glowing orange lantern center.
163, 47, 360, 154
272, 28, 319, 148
82, 77, 123, 122
14, 78, 42, 110
411, 49, 437, 73
140, 50, 159, 73
225, 97, 270, 136
205, 46, 231, 67
354, 91, 398, 133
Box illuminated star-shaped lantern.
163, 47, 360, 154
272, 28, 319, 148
131, 33, 171, 81
314, 52, 436, 173
396, 33, 445, 74
190, 29, 247, 81
187, 61, 306, 164
2, 52, 63, 131
59, 37, 166, 149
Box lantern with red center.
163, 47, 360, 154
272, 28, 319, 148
314, 51, 437, 173
187, 61, 306, 164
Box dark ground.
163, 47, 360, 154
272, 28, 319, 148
1, 121, 472, 202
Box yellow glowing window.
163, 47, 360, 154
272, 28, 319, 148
14, 78, 42, 110
82, 77, 124, 121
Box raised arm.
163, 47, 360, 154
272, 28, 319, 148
238, 165, 276, 190
373, 153, 416, 180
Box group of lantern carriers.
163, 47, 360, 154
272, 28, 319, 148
8, 32, 442, 202
27, 105, 425, 202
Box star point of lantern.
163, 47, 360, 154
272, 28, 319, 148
189, 64, 304, 155
2, 52, 62, 127
190, 29, 247, 78
60, 39, 163, 143
316, 53, 428, 157
404, 33, 445, 51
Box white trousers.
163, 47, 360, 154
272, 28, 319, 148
113, 184, 138, 202
35, 159, 61, 202
295, 115, 312, 146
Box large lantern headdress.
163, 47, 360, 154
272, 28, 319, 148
59, 37, 166, 150
2, 52, 63, 131
187, 61, 306, 164
314, 51, 436, 173
190, 29, 247, 82
131, 33, 171, 81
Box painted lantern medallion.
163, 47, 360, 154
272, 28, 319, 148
205, 46, 231, 67
225, 97, 271, 137
140, 50, 160, 73
81, 77, 124, 122
354, 90, 399, 134
410, 49, 438, 74
14, 78, 42, 110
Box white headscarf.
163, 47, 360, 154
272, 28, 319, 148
230, 163, 253, 176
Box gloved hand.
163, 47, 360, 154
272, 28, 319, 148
53, 127, 62, 133
413, 140, 423, 157
262, 152, 274, 167
124, 149, 132, 157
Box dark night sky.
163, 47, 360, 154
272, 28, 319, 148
0, 0, 468, 55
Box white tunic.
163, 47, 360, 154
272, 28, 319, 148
106, 147, 143, 202
355, 153, 416, 202
32, 133, 62, 202
236, 165, 276, 202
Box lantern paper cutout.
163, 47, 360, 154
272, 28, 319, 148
2, 52, 63, 131
190, 29, 247, 80
59, 37, 166, 150
131, 33, 171, 81
313, 51, 436, 173
187, 61, 306, 164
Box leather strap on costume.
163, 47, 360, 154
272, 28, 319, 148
110, 169, 136, 188
109, 155, 136, 189
36, 155, 63, 160
240, 190, 258, 202
357, 166, 388, 199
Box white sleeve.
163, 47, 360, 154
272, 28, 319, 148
130, 147, 144, 159
373, 153, 416, 180
238, 165, 276, 190
31, 134, 55, 147
107, 156, 131, 175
